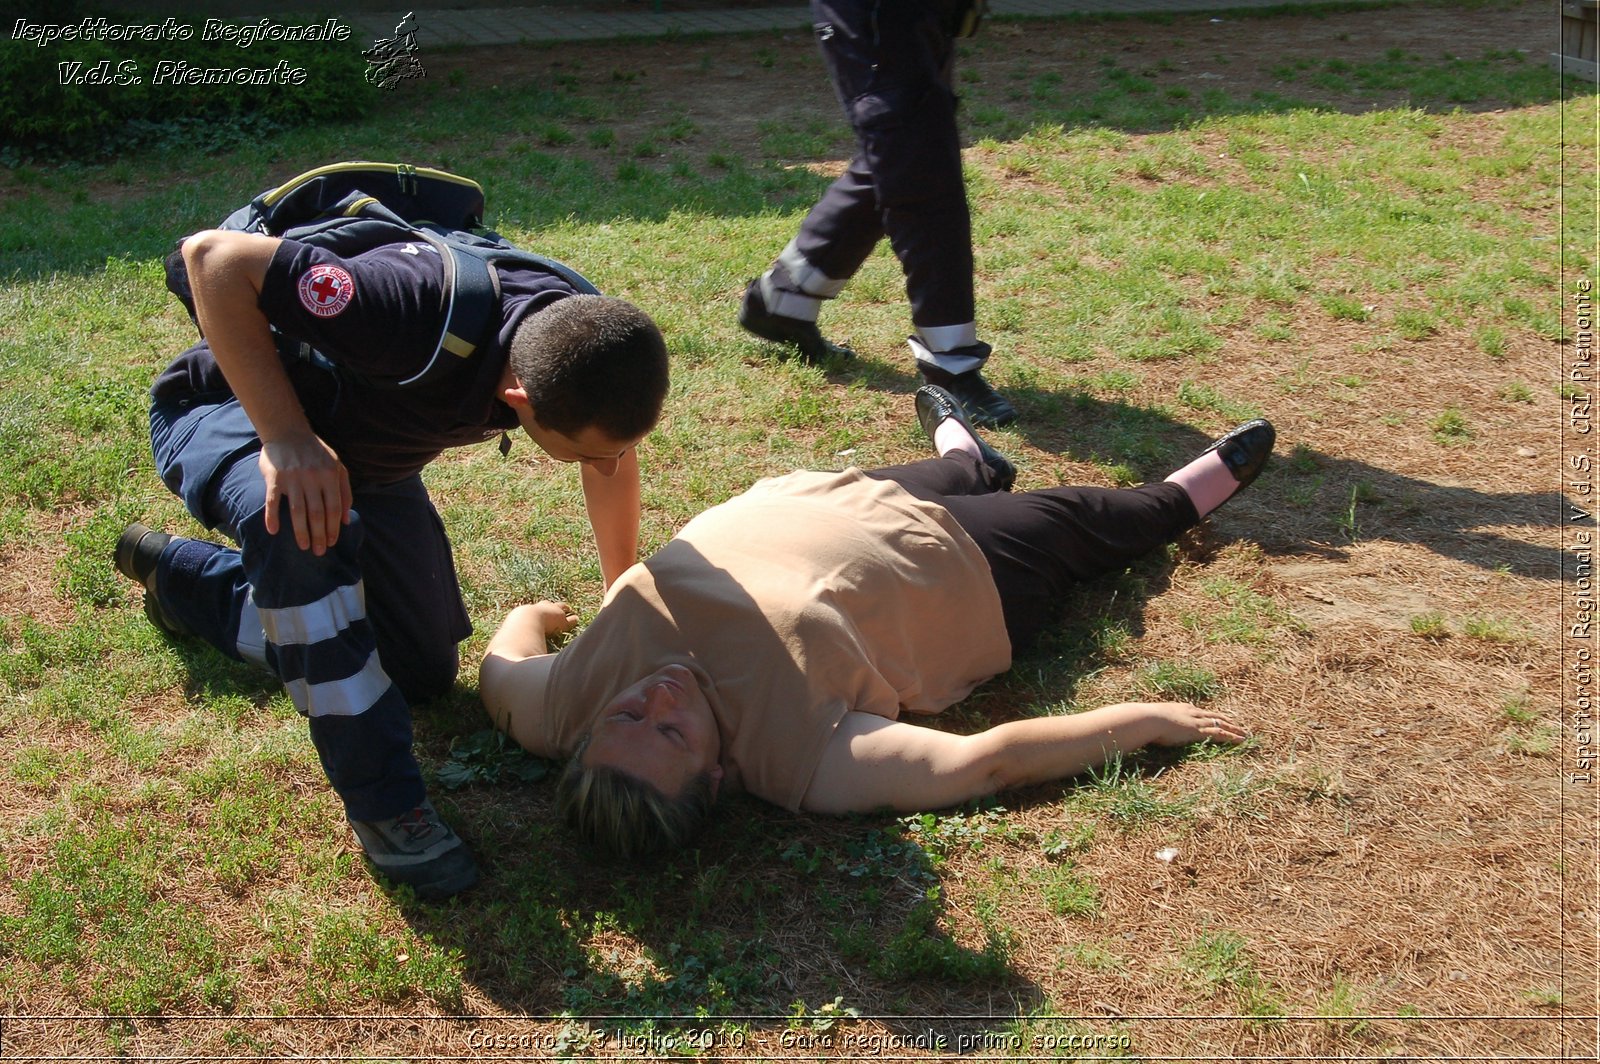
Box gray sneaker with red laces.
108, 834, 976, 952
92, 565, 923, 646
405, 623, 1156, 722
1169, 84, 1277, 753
349, 799, 479, 901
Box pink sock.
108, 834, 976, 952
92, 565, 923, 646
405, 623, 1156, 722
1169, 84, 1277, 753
934, 417, 981, 459
1165, 451, 1236, 517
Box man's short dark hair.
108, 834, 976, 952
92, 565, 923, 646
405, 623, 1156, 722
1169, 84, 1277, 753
508, 294, 668, 440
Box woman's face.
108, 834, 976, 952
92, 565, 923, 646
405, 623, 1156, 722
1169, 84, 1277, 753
581, 663, 724, 798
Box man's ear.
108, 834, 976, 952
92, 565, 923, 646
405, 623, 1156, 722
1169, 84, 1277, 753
499, 364, 532, 409
709, 763, 725, 799
502, 381, 532, 410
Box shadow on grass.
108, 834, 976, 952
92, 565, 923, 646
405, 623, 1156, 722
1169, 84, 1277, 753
392, 781, 1051, 1035
822, 356, 1569, 578
2, 1, 1589, 278
155, 631, 282, 707
1004, 390, 1570, 579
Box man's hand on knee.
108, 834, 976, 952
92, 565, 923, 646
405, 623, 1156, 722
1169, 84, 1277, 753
259, 431, 352, 555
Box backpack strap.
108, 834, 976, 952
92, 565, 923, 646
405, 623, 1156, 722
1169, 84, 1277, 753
168, 163, 600, 392
495, 248, 601, 297
393, 233, 602, 389
202, 184, 603, 391
395, 230, 501, 388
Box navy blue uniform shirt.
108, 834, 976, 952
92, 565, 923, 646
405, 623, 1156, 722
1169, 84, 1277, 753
153, 237, 580, 484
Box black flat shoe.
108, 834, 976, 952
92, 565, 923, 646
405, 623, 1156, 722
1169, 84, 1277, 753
1203, 418, 1276, 493
915, 385, 1016, 492
738, 279, 855, 365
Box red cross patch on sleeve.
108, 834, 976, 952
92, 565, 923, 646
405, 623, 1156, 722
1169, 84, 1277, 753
297, 264, 356, 318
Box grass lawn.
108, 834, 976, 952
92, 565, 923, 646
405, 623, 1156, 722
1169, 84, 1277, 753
0, 0, 1594, 1057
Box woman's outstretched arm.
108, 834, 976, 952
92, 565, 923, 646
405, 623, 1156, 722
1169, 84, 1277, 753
800, 702, 1247, 815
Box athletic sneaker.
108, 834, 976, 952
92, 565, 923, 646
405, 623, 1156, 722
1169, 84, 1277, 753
349, 800, 480, 901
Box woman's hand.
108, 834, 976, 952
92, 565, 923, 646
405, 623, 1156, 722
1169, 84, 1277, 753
530, 600, 580, 637
1142, 702, 1249, 746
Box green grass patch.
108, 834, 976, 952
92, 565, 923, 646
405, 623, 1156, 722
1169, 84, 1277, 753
1133, 661, 1223, 701
1318, 294, 1370, 321
1179, 929, 1286, 1017
1070, 754, 1195, 827
1409, 611, 1450, 639
1, 814, 238, 1013
873, 886, 1014, 983
1502, 693, 1538, 726
901, 806, 1020, 867
1183, 576, 1298, 645
301, 910, 465, 1009
1176, 381, 1262, 423
1033, 863, 1101, 917
1461, 614, 1526, 643
1497, 380, 1536, 403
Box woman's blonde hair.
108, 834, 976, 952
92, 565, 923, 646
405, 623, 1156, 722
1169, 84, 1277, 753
555, 736, 717, 859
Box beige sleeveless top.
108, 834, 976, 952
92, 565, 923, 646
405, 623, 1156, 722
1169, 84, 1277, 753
531, 468, 1012, 810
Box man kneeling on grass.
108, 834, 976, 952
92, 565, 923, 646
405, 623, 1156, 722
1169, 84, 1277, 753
480, 386, 1272, 858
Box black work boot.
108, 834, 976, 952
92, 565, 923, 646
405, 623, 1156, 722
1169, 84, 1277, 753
738, 277, 855, 365
114, 522, 190, 636
917, 359, 1018, 429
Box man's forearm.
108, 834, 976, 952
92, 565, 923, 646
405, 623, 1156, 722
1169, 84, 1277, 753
184, 230, 314, 444
581, 448, 641, 590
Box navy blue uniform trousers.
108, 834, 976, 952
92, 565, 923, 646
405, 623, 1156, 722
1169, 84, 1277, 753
796, 0, 975, 330
149, 395, 471, 821
868, 455, 1201, 651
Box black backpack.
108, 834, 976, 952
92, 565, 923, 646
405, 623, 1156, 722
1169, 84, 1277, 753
164, 161, 599, 388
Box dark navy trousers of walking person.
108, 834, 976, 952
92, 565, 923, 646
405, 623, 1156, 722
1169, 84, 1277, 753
740, 0, 1018, 428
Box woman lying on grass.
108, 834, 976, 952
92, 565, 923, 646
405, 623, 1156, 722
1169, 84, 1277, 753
481, 385, 1270, 858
